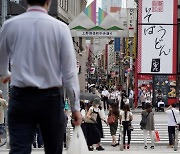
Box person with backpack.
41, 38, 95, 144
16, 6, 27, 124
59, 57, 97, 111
141, 103, 155, 149
165, 103, 179, 148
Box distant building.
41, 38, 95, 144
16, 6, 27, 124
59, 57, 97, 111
0, 0, 87, 25
102, 0, 122, 13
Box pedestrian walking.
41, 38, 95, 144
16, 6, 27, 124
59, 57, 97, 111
108, 103, 119, 147
120, 90, 126, 110
85, 98, 106, 151
165, 103, 179, 148
96, 105, 105, 139
119, 104, 133, 149
141, 103, 155, 149
0, 0, 82, 153
33, 125, 43, 148
128, 88, 134, 109
101, 87, 109, 110
140, 90, 146, 110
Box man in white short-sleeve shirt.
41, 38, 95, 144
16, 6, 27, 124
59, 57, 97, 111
166, 104, 179, 147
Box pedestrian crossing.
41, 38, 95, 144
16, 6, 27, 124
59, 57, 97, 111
67, 123, 179, 145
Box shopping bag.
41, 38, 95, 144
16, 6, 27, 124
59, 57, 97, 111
67, 126, 89, 154
154, 130, 160, 142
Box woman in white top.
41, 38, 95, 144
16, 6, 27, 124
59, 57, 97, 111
119, 104, 133, 149
85, 98, 106, 151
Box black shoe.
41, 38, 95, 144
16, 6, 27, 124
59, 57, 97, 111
144, 146, 147, 149
33, 143, 36, 148
88, 146, 94, 151
96, 146, 105, 151
111, 144, 118, 147
116, 143, 119, 146
150, 146, 154, 149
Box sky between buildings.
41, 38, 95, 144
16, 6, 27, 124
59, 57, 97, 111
87, 0, 126, 9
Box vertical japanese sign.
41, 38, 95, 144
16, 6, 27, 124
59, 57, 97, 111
114, 38, 121, 52
127, 8, 136, 37
138, 0, 178, 74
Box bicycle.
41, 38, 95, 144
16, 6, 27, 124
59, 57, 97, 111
0, 125, 7, 147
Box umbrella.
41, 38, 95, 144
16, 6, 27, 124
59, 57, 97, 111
80, 92, 100, 101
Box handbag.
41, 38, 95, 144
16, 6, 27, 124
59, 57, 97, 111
171, 110, 180, 131
67, 126, 89, 154
140, 112, 149, 129
128, 122, 134, 131
107, 114, 116, 125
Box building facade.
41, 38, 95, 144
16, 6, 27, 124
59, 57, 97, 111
102, 0, 122, 13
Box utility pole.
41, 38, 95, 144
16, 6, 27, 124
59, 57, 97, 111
127, 0, 136, 90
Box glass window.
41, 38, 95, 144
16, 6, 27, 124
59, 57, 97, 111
60, 0, 63, 7
65, 0, 68, 11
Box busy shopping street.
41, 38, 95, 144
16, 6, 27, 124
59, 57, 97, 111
0, 0, 180, 154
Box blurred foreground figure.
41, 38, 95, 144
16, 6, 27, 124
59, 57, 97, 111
0, 0, 82, 153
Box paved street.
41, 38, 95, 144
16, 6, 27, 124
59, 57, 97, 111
0, 145, 179, 154
1, 109, 180, 153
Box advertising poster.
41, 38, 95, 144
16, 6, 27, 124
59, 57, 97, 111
153, 75, 176, 105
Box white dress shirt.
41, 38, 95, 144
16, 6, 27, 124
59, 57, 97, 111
166, 108, 179, 126
0, 6, 80, 111
102, 90, 109, 97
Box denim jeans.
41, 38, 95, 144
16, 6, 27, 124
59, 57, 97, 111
8, 86, 65, 154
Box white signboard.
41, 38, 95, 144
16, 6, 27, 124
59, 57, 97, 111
138, 0, 178, 74
72, 30, 129, 37
127, 8, 136, 37
77, 31, 118, 37
138, 0, 177, 24
138, 25, 177, 74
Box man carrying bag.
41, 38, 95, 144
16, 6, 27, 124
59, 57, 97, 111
166, 104, 179, 148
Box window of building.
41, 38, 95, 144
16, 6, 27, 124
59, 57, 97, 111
65, 0, 68, 11
60, 0, 63, 7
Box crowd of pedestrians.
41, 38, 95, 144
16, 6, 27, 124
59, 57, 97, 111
75, 84, 180, 151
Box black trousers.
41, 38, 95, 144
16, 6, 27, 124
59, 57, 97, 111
122, 121, 131, 145
8, 86, 65, 154
168, 126, 175, 145
103, 97, 109, 110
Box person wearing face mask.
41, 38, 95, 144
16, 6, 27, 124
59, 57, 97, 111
0, 0, 82, 153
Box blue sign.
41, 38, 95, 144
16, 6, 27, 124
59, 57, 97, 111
114, 38, 120, 52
